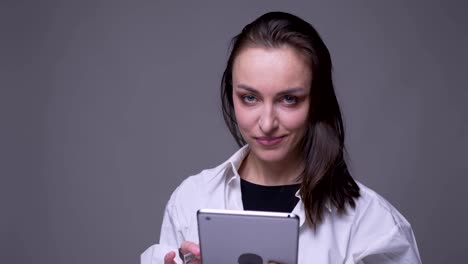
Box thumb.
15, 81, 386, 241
164, 251, 177, 264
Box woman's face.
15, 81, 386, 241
232, 46, 311, 164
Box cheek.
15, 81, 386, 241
233, 102, 257, 132
280, 108, 309, 132
234, 109, 255, 132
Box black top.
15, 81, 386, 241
240, 178, 301, 213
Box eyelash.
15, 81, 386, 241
282, 95, 298, 105
242, 94, 257, 103
240, 94, 299, 106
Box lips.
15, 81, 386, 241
255, 136, 285, 146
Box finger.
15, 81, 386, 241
164, 251, 176, 264
180, 241, 200, 256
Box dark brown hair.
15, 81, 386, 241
221, 11, 360, 228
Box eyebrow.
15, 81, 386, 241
236, 84, 307, 96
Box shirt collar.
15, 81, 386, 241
294, 191, 332, 213
225, 144, 249, 185
222, 145, 332, 227
293, 190, 333, 227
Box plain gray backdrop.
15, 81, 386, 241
1, 0, 467, 263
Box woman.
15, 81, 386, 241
141, 11, 421, 264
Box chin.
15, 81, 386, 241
250, 147, 290, 163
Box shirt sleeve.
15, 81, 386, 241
348, 195, 422, 264
140, 197, 184, 264
356, 224, 421, 264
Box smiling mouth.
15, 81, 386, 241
255, 136, 286, 146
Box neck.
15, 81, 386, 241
239, 151, 303, 186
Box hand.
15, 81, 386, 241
164, 241, 201, 264
164, 251, 177, 264
179, 241, 201, 264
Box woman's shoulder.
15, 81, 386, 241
171, 147, 248, 197
337, 181, 421, 262
351, 180, 413, 230
166, 148, 247, 210
179, 164, 228, 192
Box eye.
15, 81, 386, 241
242, 94, 257, 103
282, 95, 298, 105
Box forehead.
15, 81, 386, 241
232, 46, 312, 92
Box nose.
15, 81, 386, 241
259, 105, 279, 134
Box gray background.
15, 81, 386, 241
1, 0, 467, 263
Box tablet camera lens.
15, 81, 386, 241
206, 217, 211, 221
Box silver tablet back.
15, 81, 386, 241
197, 209, 299, 264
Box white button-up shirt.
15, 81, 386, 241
141, 146, 421, 263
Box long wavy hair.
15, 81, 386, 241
220, 11, 360, 228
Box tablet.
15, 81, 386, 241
197, 209, 299, 264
